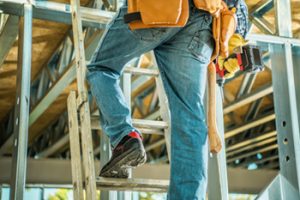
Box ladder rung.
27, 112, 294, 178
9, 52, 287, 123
132, 119, 168, 129
80, 7, 114, 24
124, 67, 159, 76
96, 177, 169, 192
91, 116, 168, 130
138, 128, 164, 135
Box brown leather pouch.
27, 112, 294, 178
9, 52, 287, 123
126, 0, 189, 30
211, 16, 220, 61
193, 0, 222, 16
219, 7, 237, 57
211, 2, 237, 59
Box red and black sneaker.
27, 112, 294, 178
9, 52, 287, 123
99, 131, 147, 178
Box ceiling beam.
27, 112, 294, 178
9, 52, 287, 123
225, 113, 275, 139
227, 144, 278, 163
227, 137, 277, 157
227, 130, 277, 152
223, 83, 273, 115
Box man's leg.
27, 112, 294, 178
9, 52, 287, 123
87, 5, 177, 177
154, 8, 214, 200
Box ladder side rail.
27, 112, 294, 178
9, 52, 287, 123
122, 68, 133, 200
70, 0, 97, 199
67, 91, 84, 200
151, 51, 172, 161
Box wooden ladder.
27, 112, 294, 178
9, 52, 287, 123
67, 0, 172, 199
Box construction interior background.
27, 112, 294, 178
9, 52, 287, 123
0, 0, 300, 199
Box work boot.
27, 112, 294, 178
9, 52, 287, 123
99, 131, 147, 178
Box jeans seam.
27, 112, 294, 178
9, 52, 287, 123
90, 5, 129, 64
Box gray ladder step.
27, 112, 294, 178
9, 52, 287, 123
132, 119, 168, 129
124, 67, 159, 76
91, 117, 168, 133
96, 177, 169, 192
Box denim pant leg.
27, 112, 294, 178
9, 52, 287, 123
154, 10, 214, 200
86, 6, 178, 147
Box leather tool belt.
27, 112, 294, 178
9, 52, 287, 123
125, 0, 237, 59
124, 0, 190, 30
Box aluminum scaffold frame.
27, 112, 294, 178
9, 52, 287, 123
0, 0, 300, 199
9, 3, 32, 200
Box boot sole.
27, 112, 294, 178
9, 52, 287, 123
100, 146, 147, 178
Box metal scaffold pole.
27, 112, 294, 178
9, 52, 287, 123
9, 3, 33, 200
207, 87, 229, 200
256, 0, 300, 198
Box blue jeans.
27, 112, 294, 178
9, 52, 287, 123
87, 1, 214, 199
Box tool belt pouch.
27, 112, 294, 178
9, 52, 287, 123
125, 0, 189, 30
211, 3, 237, 60
193, 0, 222, 15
